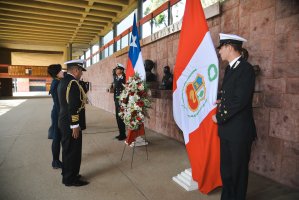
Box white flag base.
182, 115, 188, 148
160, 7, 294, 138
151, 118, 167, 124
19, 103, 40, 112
129, 136, 148, 147
172, 168, 198, 191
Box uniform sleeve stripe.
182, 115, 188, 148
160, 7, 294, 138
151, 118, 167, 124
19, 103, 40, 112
71, 115, 79, 122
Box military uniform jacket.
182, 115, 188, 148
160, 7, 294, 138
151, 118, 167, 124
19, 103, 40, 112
216, 57, 256, 142
113, 75, 125, 103
58, 73, 86, 132
49, 78, 60, 139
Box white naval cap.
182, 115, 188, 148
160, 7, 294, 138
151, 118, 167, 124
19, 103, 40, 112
64, 59, 86, 71
115, 63, 124, 70
218, 33, 247, 49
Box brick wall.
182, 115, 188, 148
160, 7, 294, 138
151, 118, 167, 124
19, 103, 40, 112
211, 0, 299, 189
83, 0, 299, 189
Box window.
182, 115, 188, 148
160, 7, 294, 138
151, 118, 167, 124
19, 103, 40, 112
92, 44, 99, 64
86, 49, 91, 67
103, 30, 113, 45
117, 10, 136, 49
117, 10, 136, 34
121, 34, 129, 49
142, 21, 151, 38
153, 10, 168, 34
172, 0, 186, 24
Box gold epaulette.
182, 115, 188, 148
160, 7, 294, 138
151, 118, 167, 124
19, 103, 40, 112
66, 80, 87, 113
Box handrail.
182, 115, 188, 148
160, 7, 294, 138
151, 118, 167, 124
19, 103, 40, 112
87, 0, 181, 61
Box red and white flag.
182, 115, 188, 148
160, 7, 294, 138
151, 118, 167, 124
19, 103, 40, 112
126, 13, 145, 80
173, 0, 222, 194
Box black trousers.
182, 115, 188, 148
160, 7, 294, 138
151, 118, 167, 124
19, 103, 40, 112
51, 137, 61, 161
61, 127, 82, 184
220, 139, 252, 200
115, 102, 126, 138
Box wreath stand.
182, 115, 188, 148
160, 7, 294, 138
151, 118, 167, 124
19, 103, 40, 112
120, 124, 148, 168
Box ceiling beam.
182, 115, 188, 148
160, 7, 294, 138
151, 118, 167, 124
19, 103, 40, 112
0, 34, 91, 45
0, 29, 72, 38
0, 4, 82, 20
0, 31, 95, 40
0, 0, 138, 59
0, 39, 87, 47
0, 26, 73, 35
0, 10, 108, 27
0, 27, 97, 39
0, 10, 79, 25
0, 35, 68, 43
87, 9, 116, 18
0, 39, 64, 46
90, 0, 129, 6
0, 17, 103, 31
0, 0, 85, 15
35, 0, 123, 12
0, 0, 117, 18
112, 0, 137, 23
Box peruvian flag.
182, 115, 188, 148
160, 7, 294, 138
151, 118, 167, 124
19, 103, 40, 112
173, 0, 222, 194
126, 13, 145, 80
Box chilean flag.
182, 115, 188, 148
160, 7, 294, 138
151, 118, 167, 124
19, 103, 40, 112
126, 13, 145, 80
173, 0, 222, 194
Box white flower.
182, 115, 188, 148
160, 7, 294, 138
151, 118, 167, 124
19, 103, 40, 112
138, 84, 144, 90
118, 73, 151, 130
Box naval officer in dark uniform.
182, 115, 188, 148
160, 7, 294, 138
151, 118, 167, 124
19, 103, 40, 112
58, 59, 88, 187
47, 64, 64, 169
113, 63, 126, 141
212, 33, 256, 200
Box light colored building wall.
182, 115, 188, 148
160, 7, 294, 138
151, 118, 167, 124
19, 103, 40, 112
11, 52, 64, 66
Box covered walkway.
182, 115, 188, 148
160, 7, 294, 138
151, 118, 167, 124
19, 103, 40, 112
0, 97, 298, 200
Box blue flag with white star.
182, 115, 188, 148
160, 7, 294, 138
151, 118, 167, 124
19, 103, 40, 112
126, 13, 145, 80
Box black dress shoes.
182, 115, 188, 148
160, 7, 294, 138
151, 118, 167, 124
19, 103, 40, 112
65, 179, 89, 187
118, 136, 127, 141
52, 160, 62, 169
115, 135, 120, 139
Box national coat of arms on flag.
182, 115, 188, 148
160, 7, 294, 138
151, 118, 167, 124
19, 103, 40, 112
172, 0, 222, 194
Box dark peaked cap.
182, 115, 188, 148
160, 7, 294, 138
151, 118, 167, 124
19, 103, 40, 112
217, 33, 247, 49
64, 59, 86, 71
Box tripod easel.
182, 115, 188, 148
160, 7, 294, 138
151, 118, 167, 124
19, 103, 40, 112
120, 133, 148, 168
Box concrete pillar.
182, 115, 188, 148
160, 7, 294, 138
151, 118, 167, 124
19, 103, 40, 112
68, 43, 72, 60
168, 1, 172, 26
99, 36, 104, 60
137, 0, 143, 38
90, 44, 93, 65
83, 51, 86, 68
113, 23, 118, 52
98, 36, 102, 61
63, 46, 68, 67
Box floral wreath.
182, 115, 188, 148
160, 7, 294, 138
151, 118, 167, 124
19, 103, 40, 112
118, 73, 151, 130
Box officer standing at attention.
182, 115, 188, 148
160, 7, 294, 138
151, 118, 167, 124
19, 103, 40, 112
47, 64, 64, 169
212, 33, 256, 200
113, 63, 126, 141
58, 59, 88, 187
